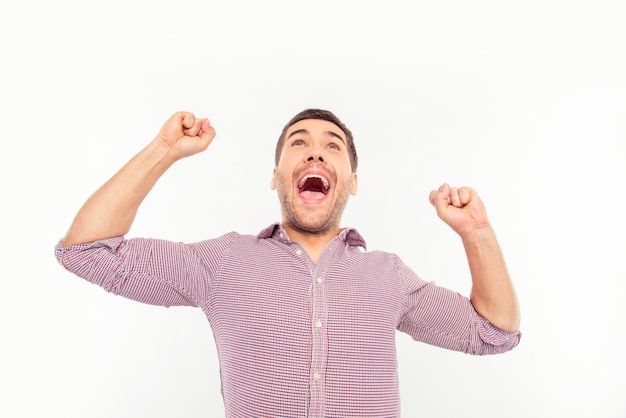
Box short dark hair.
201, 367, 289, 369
274, 109, 358, 173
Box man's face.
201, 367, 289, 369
271, 119, 358, 235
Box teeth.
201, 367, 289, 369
299, 174, 329, 190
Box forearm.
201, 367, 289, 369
463, 226, 520, 332
63, 140, 175, 246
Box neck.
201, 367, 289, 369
282, 224, 341, 262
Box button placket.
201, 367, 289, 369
309, 267, 328, 417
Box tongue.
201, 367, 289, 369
300, 190, 326, 201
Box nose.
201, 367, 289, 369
307, 154, 324, 163
305, 145, 325, 163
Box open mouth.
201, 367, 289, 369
298, 173, 330, 200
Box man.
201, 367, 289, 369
56, 109, 521, 417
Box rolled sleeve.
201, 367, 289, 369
54, 237, 212, 308
396, 256, 521, 355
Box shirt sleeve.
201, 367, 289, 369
54, 234, 237, 308
395, 256, 521, 355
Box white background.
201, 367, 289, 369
2, 0, 625, 417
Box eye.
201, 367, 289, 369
291, 139, 305, 147
327, 142, 340, 151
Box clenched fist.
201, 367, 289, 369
155, 111, 216, 160
429, 183, 491, 237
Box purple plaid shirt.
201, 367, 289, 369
55, 223, 521, 417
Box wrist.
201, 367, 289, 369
460, 224, 497, 248
144, 138, 179, 169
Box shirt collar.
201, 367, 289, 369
257, 222, 367, 250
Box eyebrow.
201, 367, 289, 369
287, 129, 346, 145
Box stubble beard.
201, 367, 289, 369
275, 171, 352, 236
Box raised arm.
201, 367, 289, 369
62, 112, 216, 246
429, 183, 520, 333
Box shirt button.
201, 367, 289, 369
296, 249, 302, 256
316, 277, 324, 284
313, 371, 321, 381
279, 233, 284, 239
314, 319, 322, 328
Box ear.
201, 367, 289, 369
270, 167, 277, 190
350, 172, 358, 195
